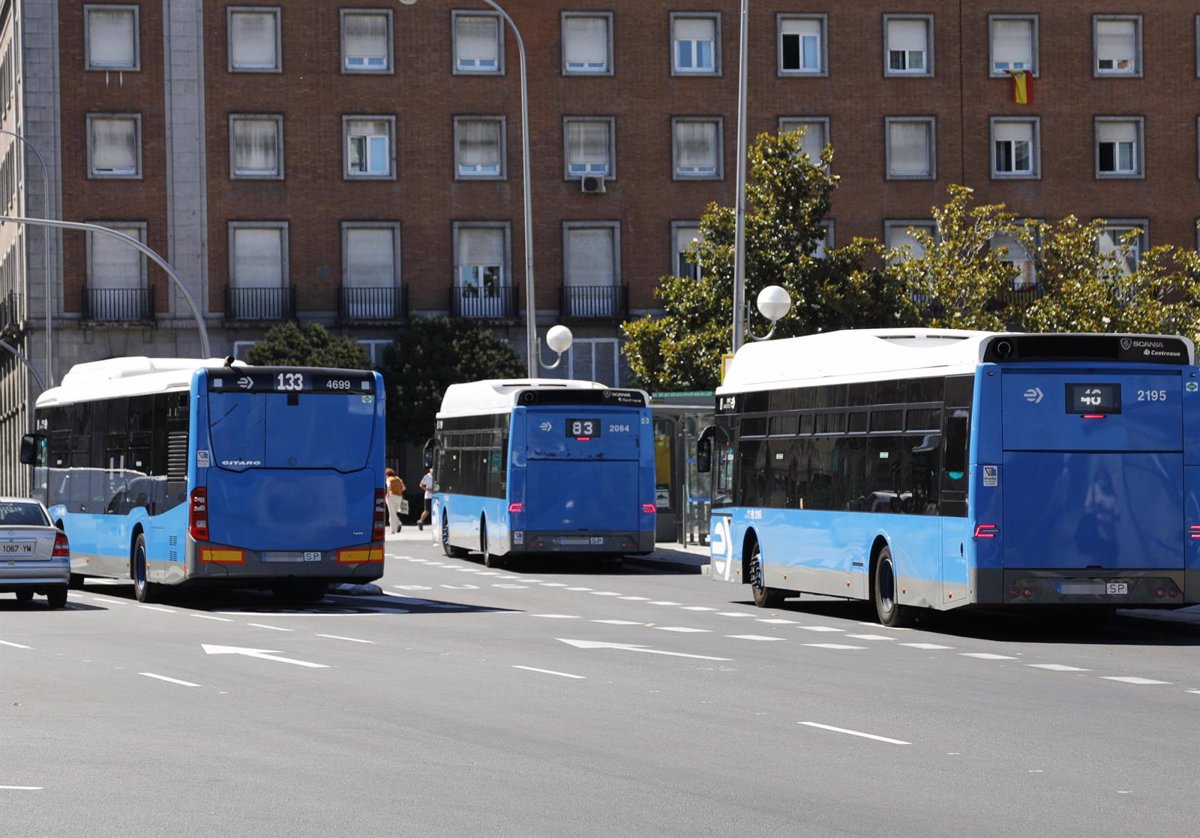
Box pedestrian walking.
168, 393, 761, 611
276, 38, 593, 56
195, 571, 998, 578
385, 468, 407, 533
418, 467, 434, 530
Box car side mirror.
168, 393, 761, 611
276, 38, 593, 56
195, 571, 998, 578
19, 434, 41, 465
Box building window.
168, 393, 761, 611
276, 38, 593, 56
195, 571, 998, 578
86, 222, 147, 320
884, 15, 932, 76
228, 223, 288, 319
85, 5, 139, 71
778, 15, 826, 76
87, 114, 141, 178
1095, 118, 1143, 178
991, 232, 1037, 290
342, 223, 401, 319
341, 10, 392, 73
344, 116, 395, 179
569, 338, 621, 387
564, 118, 614, 179
1097, 222, 1146, 276
454, 224, 510, 317
564, 224, 620, 318
1094, 16, 1141, 76
453, 12, 502, 74
228, 7, 281, 72
672, 14, 718, 75
562, 12, 612, 75
989, 15, 1036, 76
991, 118, 1039, 178
672, 222, 702, 280
779, 117, 829, 162
356, 339, 393, 366
454, 117, 505, 179
885, 117, 935, 179
230, 115, 283, 179
885, 221, 935, 261
673, 118, 722, 179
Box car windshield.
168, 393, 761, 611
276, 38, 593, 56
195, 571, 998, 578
0, 501, 49, 526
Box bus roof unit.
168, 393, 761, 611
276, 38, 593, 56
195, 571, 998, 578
438, 379, 611, 417
37, 357, 239, 407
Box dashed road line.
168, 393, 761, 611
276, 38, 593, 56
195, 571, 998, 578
316, 634, 374, 644
0, 786, 43, 791
530, 614, 582, 619
655, 626, 710, 633
960, 653, 1019, 660
757, 618, 798, 624
681, 606, 717, 611
728, 634, 784, 642
192, 614, 234, 623
717, 612, 754, 618
589, 592, 623, 597
592, 619, 643, 626
796, 625, 843, 633
1028, 664, 1090, 672
0, 640, 31, 649
513, 665, 585, 680
565, 587, 593, 592
846, 634, 896, 641
138, 605, 177, 614
139, 672, 200, 687
540, 582, 569, 587
248, 623, 294, 632
801, 722, 910, 745
1100, 676, 1172, 685
492, 584, 529, 589
649, 601, 681, 606
901, 642, 953, 650
804, 643, 868, 650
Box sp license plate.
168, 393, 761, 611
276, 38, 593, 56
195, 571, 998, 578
0, 541, 35, 555
263, 551, 324, 563
1105, 582, 1129, 596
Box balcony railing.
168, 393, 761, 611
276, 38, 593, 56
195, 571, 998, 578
449, 283, 518, 319
81, 286, 155, 323
559, 284, 628, 320
338, 285, 408, 323
224, 285, 295, 321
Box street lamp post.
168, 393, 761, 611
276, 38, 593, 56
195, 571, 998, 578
730, 0, 750, 354
0, 130, 54, 387
399, 0, 538, 377
0, 216, 211, 358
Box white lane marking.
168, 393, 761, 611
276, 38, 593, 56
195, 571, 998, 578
0, 786, 43, 791
796, 625, 843, 633
494, 575, 522, 581
565, 587, 592, 592
248, 623, 294, 632
0, 640, 32, 649
757, 618, 798, 624
649, 601, 681, 606
655, 626, 710, 633
804, 643, 868, 650
513, 665, 586, 680
558, 638, 732, 661
960, 653, 1019, 660
192, 614, 234, 623
201, 644, 329, 669
620, 596, 651, 601
801, 722, 911, 746
530, 614, 582, 619
1100, 676, 1172, 685
681, 606, 717, 612
139, 672, 201, 688
901, 642, 953, 650
138, 605, 177, 614
492, 584, 529, 589
540, 582, 569, 587
316, 634, 375, 644
717, 612, 754, 618
477, 571, 501, 576
1028, 664, 1091, 672
1187, 690, 1200, 695
846, 634, 896, 641
88, 595, 128, 605
440, 584, 480, 590
592, 619, 643, 626
728, 634, 785, 642
589, 592, 623, 597
393, 584, 433, 591
858, 621, 911, 631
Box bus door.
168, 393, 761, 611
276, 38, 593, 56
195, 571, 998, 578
938, 400, 971, 607
999, 370, 1184, 573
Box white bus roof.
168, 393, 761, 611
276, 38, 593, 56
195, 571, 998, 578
719, 328, 991, 394
36, 357, 240, 407
438, 378, 626, 418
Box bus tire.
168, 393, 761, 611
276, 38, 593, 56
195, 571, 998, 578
749, 539, 785, 608
46, 586, 68, 609
441, 513, 468, 559
132, 534, 157, 604
480, 518, 499, 568
872, 546, 911, 628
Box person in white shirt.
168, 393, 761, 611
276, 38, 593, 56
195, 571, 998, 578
417, 467, 434, 531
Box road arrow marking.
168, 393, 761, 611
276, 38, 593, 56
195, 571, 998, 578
558, 638, 731, 661
201, 644, 329, 669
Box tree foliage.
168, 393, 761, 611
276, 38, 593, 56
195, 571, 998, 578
378, 317, 523, 447
621, 130, 910, 392
245, 322, 372, 369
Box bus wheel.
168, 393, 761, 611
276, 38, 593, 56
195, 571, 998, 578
441, 513, 468, 559
872, 546, 910, 628
749, 540, 784, 608
132, 534, 157, 604
15, 590, 33, 603
480, 518, 499, 568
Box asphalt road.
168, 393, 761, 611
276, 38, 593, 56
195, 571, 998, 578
3, 534, 1200, 837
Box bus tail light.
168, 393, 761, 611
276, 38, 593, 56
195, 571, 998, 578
189, 488, 209, 541
1188, 525, 1200, 540
508, 502, 524, 514
973, 523, 999, 539
642, 503, 656, 515
372, 489, 387, 542
52, 532, 70, 559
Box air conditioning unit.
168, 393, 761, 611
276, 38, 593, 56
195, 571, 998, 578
580, 175, 606, 194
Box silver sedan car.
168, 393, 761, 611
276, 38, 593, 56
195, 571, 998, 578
0, 497, 70, 609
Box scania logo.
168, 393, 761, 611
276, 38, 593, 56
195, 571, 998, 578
1120, 338, 1132, 351
221, 459, 262, 467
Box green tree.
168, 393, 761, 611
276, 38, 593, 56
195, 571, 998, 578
245, 322, 372, 369
621, 130, 910, 392
378, 317, 523, 448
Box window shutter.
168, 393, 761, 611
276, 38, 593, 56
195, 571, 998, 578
1096, 20, 1135, 65
459, 120, 501, 166
91, 119, 137, 171
89, 227, 142, 289
992, 19, 1032, 67
781, 19, 821, 39
233, 228, 284, 287
888, 19, 927, 52
993, 121, 1033, 143
231, 12, 277, 68
675, 121, 718, 169
564, 17, 607, 67
567, 121, 609, 166
1097, 121, 1136, 143
457, 16, 499, 62
566, 229, 614, 287
888, 121, 931, 175
346, 229, 394, 288
88, 9, 136, 68
674, 17, 714, 42
781, 120, 825, 157
459, 228, 503, 269
234, 119, 279, 174
344, 13, 388, 64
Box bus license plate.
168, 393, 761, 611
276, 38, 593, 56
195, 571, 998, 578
1106, 582, 1129, 595
0, 541, 35, 556
263, 551, 323, 563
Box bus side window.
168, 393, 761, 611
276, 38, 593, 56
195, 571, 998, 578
714, 440, 735, 506
944, 409, 969, 479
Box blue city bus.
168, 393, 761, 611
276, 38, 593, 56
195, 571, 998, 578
21, 357, 386, 602
430, 379, 657, 566
699, 329, 1200, 626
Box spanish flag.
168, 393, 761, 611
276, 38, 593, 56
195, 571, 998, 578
1010, 70, 1033, 105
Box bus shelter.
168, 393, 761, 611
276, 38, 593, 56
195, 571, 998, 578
650, 393, 713, 546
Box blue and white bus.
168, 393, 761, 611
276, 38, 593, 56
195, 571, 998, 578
21, 357, 386, 602
430, 379, 657, 566
700, 329, 1200, 625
